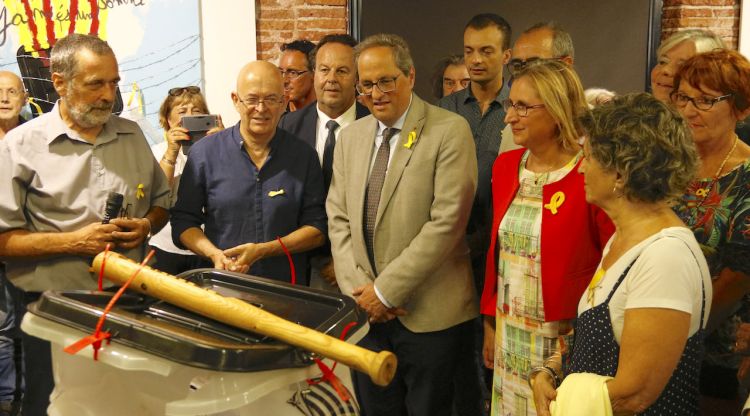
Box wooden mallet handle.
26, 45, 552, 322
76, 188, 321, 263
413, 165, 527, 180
91, 252, 397, 386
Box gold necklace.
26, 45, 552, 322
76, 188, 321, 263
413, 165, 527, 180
695, 135, 738, 198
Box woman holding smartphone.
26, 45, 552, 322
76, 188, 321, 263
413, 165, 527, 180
149, 86, 223, 275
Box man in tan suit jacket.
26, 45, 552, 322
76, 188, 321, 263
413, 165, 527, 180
327, 33, 478, 416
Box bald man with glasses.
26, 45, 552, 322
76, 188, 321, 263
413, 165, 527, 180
171, 61, 326, 285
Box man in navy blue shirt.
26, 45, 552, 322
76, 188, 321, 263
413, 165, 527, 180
171, 61, 326, 285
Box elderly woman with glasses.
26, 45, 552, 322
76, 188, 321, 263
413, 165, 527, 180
532, 92, 711, 416
149, 86, 224, 275
669, 49, 750, 415
480, 60, 614, 416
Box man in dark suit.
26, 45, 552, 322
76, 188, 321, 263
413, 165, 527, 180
279, 34, 369, 289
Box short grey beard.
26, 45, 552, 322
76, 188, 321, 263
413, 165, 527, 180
65, 99, 113, 129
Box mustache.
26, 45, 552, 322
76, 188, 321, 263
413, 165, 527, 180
88, 101, 114, 111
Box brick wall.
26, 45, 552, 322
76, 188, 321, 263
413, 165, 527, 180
662, 0, 741, 49
255, 1, 742, 60
256, 0, 348, 62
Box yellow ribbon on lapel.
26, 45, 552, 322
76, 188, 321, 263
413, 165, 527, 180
136, 184, 145, 200
544, 191, 565, 214
268, 189, 285, 197
403, 131, 417, 149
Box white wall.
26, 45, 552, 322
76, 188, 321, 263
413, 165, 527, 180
199, 1, 257, 127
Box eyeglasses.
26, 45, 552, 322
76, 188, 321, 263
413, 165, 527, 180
443, 78, 470, 89
502, 99, 545, 117
357, 74, 401, 96
237, 95, 285, 109
507, 57, 563, 76
168, 86, 201, 96
279, 69, 309, 79
670, 91, 733, 111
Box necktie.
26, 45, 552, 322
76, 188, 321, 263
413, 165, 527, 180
364, 127, 399, 271
322, 120, 339, 191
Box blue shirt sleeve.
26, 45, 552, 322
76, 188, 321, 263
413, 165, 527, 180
170, 149, 207, 249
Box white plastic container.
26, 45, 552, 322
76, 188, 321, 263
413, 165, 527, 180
22, 313, 364, 416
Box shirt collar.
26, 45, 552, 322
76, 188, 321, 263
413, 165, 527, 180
461, 81, 507, 106
232, 122, 285, 156
316, 100, 357, 129
377, 93, 413, 135
46, 100, 122, 146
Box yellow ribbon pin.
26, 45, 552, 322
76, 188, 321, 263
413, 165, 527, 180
268, 189, 285, 197
544, 191, 565, 214
695, 188, 709, 197
136, 184, 145, 200
403, 131, 417, 149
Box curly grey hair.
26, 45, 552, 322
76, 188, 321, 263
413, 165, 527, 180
580, 92, 698, 203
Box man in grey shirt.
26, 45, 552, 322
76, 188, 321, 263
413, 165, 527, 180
0, 34, 169, 415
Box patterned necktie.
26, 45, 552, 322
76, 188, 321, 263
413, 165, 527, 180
322, 120, 339, 191
364, 127, 399, 270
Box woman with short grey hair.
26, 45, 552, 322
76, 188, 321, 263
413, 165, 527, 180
530, 93, 711, 416
650, 29, 725, 103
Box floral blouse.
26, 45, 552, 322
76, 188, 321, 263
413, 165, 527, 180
673, 159, 750, 367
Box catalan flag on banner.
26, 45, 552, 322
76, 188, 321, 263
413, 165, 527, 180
3, 0, 109, 55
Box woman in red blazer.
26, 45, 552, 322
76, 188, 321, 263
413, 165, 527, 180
480, 61, 614, 416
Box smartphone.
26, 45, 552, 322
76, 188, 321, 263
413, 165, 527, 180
181, 115, 218, 154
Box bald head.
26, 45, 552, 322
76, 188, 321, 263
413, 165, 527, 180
232, 61, 286, 143
236, 61, 284, 95
0, 71, 27, 137
0, 71, 23, 91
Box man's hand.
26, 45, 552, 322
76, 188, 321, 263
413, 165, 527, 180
69, 222, 122, 256
352, 283, 407, 323
223, 243, 266, 274
207, 251, 233, 270
320, 258, 338, 287
110, 217, 151, 249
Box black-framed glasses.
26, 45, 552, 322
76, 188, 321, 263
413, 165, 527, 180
443, 78, 470, 89
356, 74, 401, 96
237, 95, 284, 109
279, 69, 309, 79
168, 86, 201, 97
502, 99, 545, 117
507, 57, 563, 76
670, 91, 733, 111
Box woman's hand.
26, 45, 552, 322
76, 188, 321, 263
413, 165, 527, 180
531, 372, 557, 416
206, 114, 225, 136
482, 315, 496, 369
166, 126, 190, 150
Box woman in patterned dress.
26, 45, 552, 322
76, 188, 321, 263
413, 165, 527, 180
479, 60, 613, 416
533, 92, 712, 416
671, 49, 750, 415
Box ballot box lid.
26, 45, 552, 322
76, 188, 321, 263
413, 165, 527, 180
28, 269, 366, 372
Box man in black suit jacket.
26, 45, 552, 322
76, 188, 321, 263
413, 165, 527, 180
278, 34, 369, 289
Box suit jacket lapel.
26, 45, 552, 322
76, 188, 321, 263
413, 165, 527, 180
376, 95, 426, 226
303, 107, 318, 149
